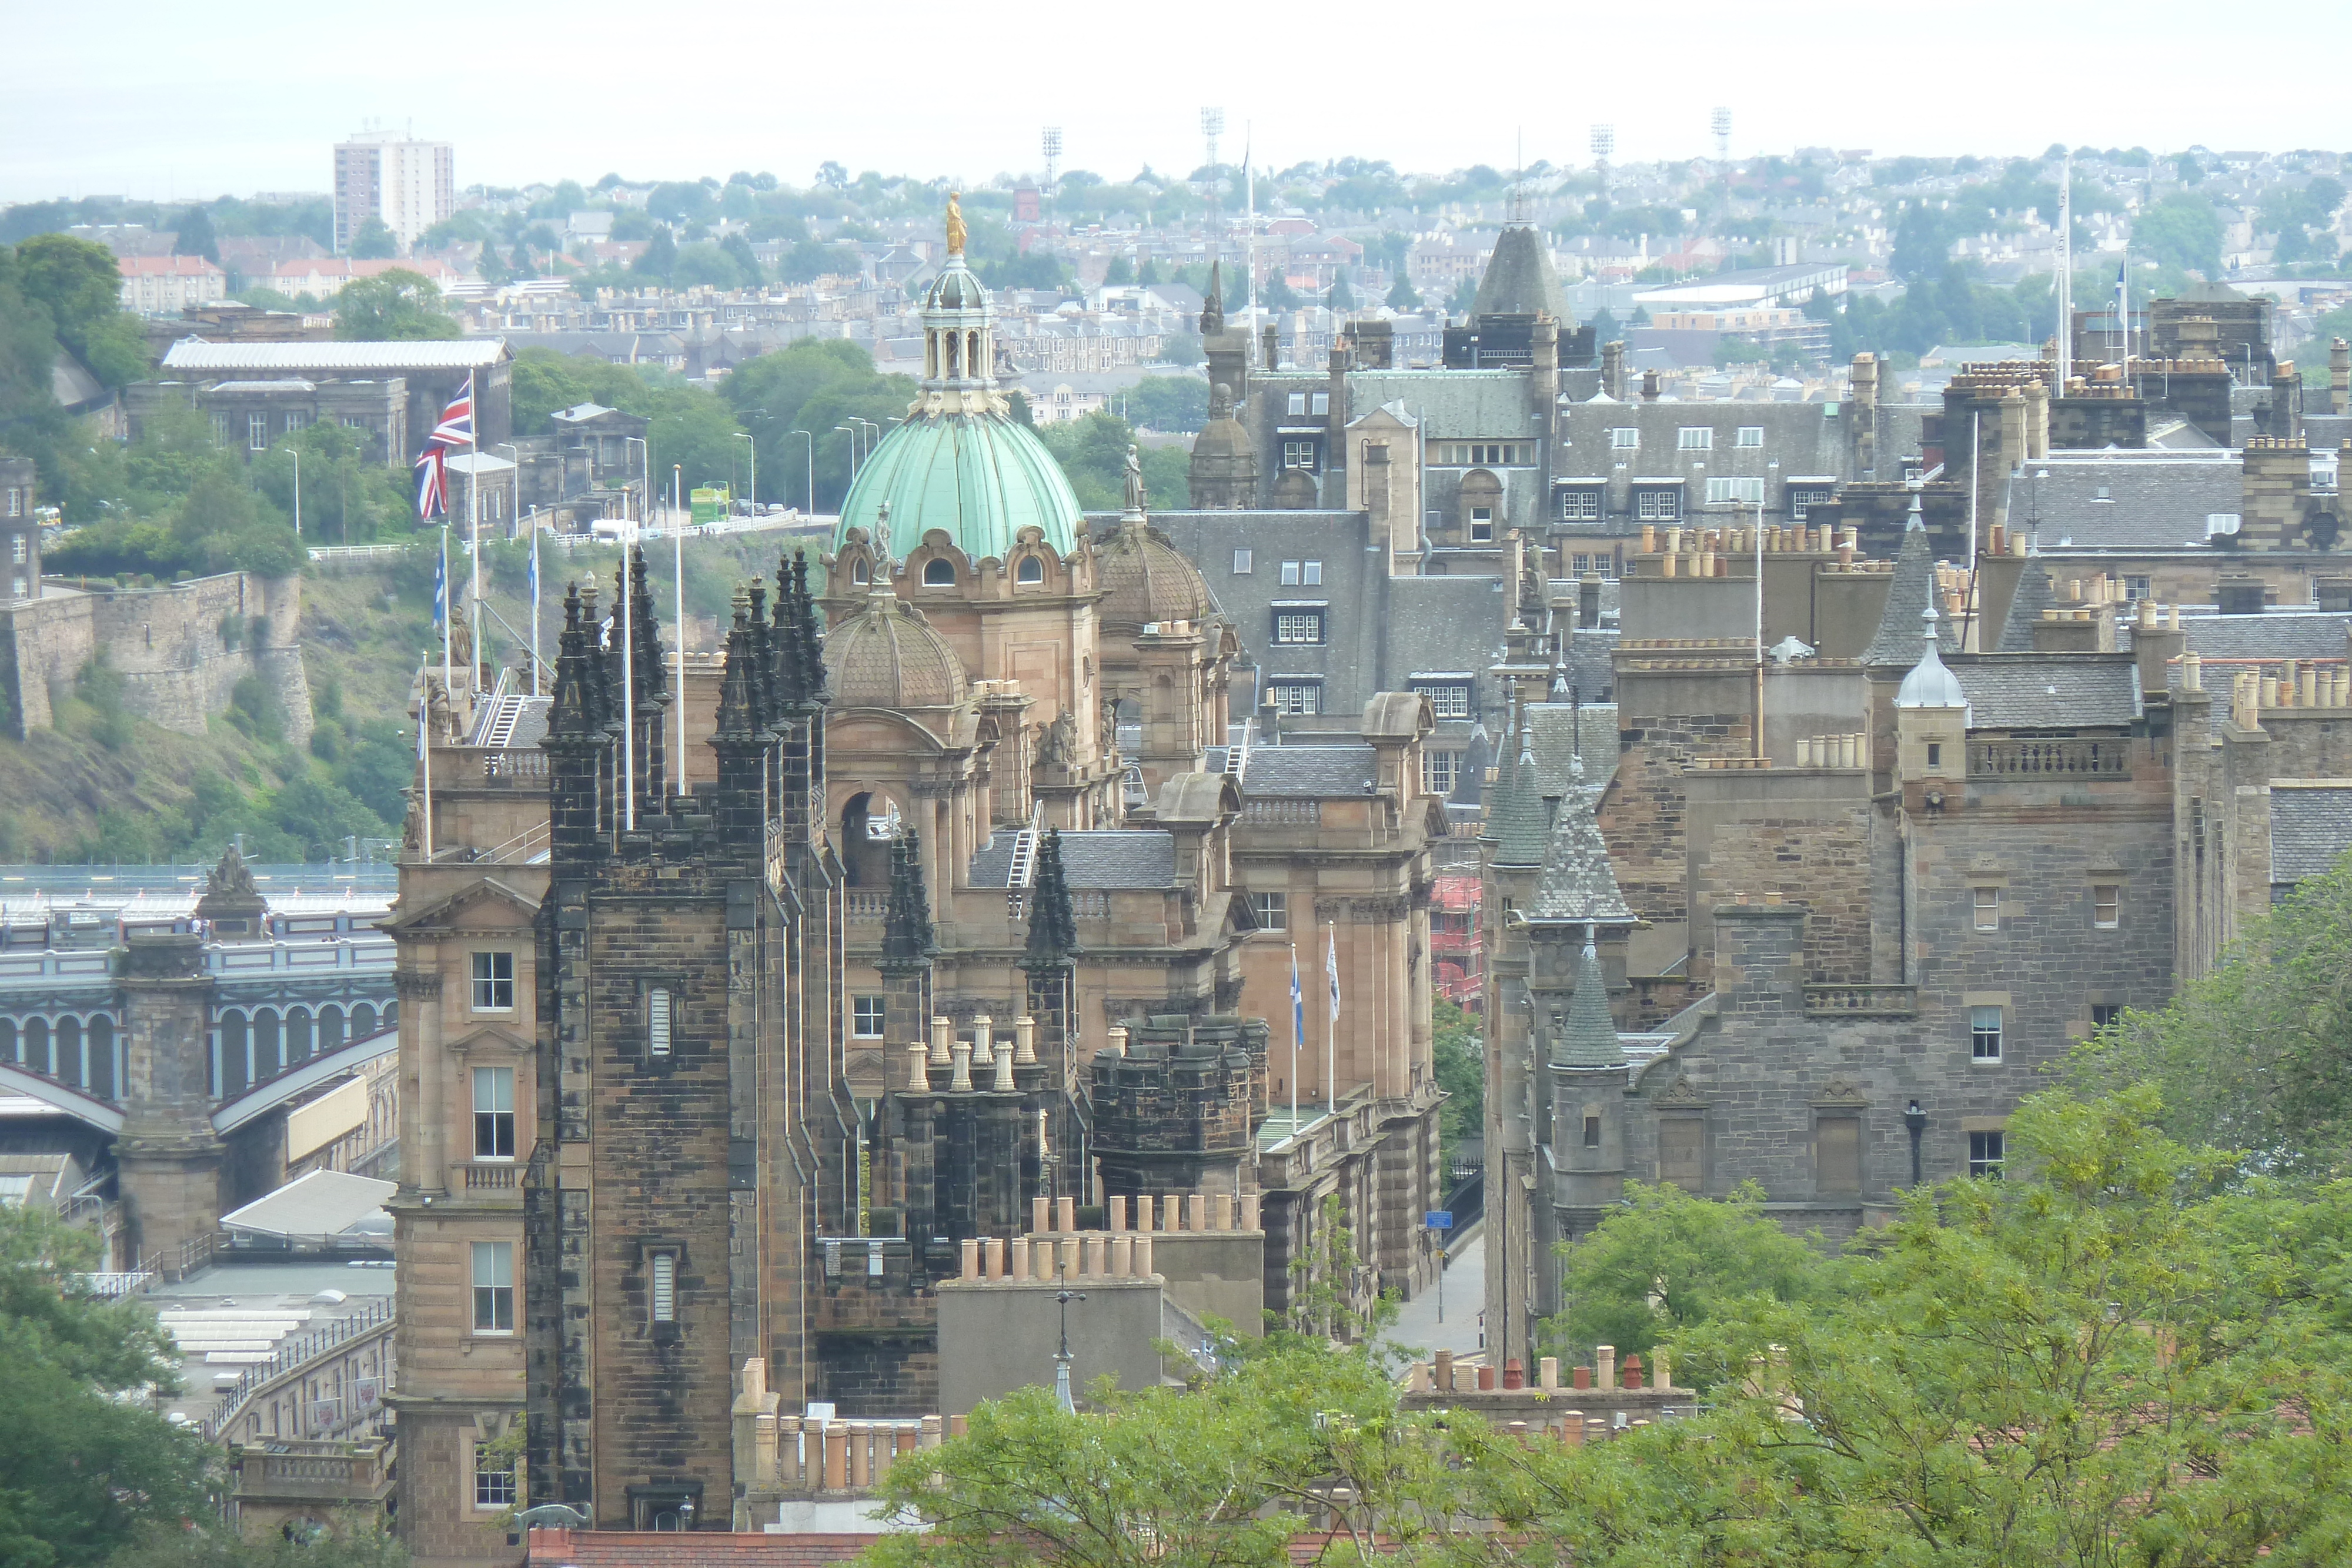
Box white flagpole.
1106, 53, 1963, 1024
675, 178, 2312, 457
417, 653, 434, 861
1288, 942, 1300, 1132
675, 465, 686, 798
530, 514, 542, 698
622, 525, 636, 833
2057, 157, 2073, 390
440, 526, 452, 701
466, 372, 480, 694
1245, 128, 1257, 333
1325, 920, 1339, 1114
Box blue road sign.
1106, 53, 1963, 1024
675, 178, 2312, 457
1426, 1210, 1453, 1229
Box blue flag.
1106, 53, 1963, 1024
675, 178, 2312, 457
1289, 948, 1304, 1049
432, 543, 447, 627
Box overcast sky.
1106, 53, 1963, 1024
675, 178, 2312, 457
9, 0, 2349, 206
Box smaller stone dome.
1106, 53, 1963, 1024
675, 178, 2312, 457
1093, 516, 1212, 633
1896, 605, 1970, 711
824, 584, 968, 710
924, 260, 987, 312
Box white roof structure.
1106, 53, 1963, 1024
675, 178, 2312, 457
221, 1169, 396, 1243
161, 339, 508, 372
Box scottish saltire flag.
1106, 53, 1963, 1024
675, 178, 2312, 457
427, 375, 476, 450
527, 524, 539, 603
1325, 924, 1342, 1023
1289, 948, 1305, 1048
431, 541, 447, 627
413, 448, 446, 520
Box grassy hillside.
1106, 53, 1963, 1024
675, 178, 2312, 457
0, 529, 837, 864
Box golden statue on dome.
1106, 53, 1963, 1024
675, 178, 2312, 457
945, 191, 967, 258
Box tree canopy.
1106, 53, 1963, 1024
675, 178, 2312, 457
332, 269, 458, 340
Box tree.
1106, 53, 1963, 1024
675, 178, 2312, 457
0, 1205, 215, 1565
2134, 192, 2225, 276
2071, 847, 2352, 1172
105, 1520, 411, 1568
172, 205, 219, 264
720, 232, 764, 288
1431, 997, 1480, 1176
670, 240, 746, 290
12, 233, 149, 386
721, 338, 914, 509
1327, 268, 1355, 312
332, 269, 457, 340
1102, 256, 1133, 286
1385, 275, 1422, 311
632, 226, 678, 285
1124, 375, 1208, 434
1262, 274, 1299, 313
348, 216, 398, 259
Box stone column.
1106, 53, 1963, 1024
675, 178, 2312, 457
116, 934, 223, 1278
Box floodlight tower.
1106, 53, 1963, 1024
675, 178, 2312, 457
1201, 106, 1225, 176
1589, 123, 1615, 192
1711, 107, 1732, 165
1042, 126, 1063, 192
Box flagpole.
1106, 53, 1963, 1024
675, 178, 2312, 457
417, 653, 434, 862
467, 373, 480, 695
623, 526, 636, 833
2056, 156, 2073, 391
1288, 942, 1300, 1134
1326, 920, 1338, 1115
529, 513, 542, 698
440, 526, 452, 702
674, 464, 686, 799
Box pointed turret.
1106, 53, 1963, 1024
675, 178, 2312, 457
881, 830, 936, 965
1863, 493, 1952, 668
1199, 260, 1225, 334
1021, 828, 1080, 970
1526, 778, 1631, 926
1553, 934, 1625, 1070
1996, 550, 2054, 653
1491, 723, 1551, 867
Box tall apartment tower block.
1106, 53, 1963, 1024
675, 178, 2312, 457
334, 132, 455, 251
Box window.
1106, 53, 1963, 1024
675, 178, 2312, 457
1445, 442, 1525, 466
1968, 1129, 2006, 1178
1310, 391, 1329, 415
1413, 683, 1472, 718
1790, 489, 1832, 522
1268, 682, 1321, 714
472, 1066, 515, 1159
1281, 439, 1319, 471
1676, 427, 1712, 451
1250, 891, 1288, 932
470, 1241, 514, 1332
1705, 476, 1766, 505
1287, 393, 1308, 416
1302, 560, 1323, 586
1926, 742, 1942, 769
1280, 560, 1301, 585
2092, 885, 2120, 928
851, 557, 871, 584
285, 410, 307, 434
921, 557, 956, 586
1609, 427, 1639, 450
1468, 507, 1494, 543
1635, 489, 1680, 521
1582, 1115, 1601, 1148
1658, 1118, 1703, 1192
1232, 549, 1252, 574
1816, 1115, 1862, 1192
473, 1445, 517, 1509
1735, 426, 1764, 448
1273, 611, 1323, 644
1015, 555, 1044, 584
2091, 1003, 2123, 1034
1970, 1005, 2003, 1062
248, 413, 269, 451
1423, 750, 1460, 795
1973, 887, 1999, 931
2124, 576, 2151, 601
647, 987, 673, 1058
852, 995, 886, 1038
649, 1251, 677, 1324
1560, 489, 1601, 521
10, 537, 24, 564
471, 952, 514, 1012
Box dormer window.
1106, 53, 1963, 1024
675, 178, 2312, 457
852, 558, 871, 585
1016, 555, 1045, 584
923, 558, 956, 587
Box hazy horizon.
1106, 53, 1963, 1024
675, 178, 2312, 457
8, 0, 2350, 207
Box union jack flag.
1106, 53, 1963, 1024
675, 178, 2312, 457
427, 374, 475, 450
413, 448, 447, 520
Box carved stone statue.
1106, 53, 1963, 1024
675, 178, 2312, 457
946, 192, 967, 258
448, 600, 475, 672
1208, 382, 1234, 422
401, 795, 425, 854
1037, 709, 1080, 769
1122, 444, 1147, 513
1100, 704, 1119, 761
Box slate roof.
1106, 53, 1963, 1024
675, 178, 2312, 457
1524, 701, 1619, 793
1551, 939, 1626, 1069
2009, 451, 2243, 550
1996, 556, 2054, 652
1526, 790, 1631, 925
2270, 787, 2352, 885
1863, 512, 1954, 666
968, 831, 1174, 889
1241, 744, 1378, 797
1485, 730, 1552, 867
2181, 612, 2352, 663
1947, 654, 2142, 730
1472, 226, 1571, 322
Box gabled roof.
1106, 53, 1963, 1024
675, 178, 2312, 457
1947, 654, 2141, 730
1995, 555, 2054, 652
1863, 510, 1954, 667
968, 831, 1175, 890
2271, 785, 2352, 885
381, 875, 542, 934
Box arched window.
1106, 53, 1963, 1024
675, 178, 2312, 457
922, 557, 956, 587
85, 1016, 115, 1098
852, 557, 871, 585
349, 1003, 379, 1041
1015, 555, 1045, 584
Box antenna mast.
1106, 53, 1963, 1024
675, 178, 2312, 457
1589, 124, 1615, 193
2056, 155, 2073, 390
1711, 106, 1732, 165
1041, 126, 1062, 190
1201, 106, 1225, 256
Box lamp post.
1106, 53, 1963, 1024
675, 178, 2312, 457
733, 432, 755, 517
289, 448, 301, 540
1052, 1257, 1087, 1414
789, 430, 815, 517
624, 436, 649, 525
1905, 1100, 1927, 1188
835, 424, 859, 487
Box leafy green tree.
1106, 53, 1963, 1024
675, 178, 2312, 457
721, 339, 914, 509
1545, 1179, 1836, 1365
1328, 268, 1355, 312
1124, 375, 1208, 434
2133, 192, 2225, 276
172, 205, 219, 264
670, 240, 746, 290
632, 226, 677, 284
332, 269, 457, 340
1262, 274, 1299, 313
348, 216, 398, 259
0, 1204, 215, 1566
1034, 412, 1184, 513
1385, 275, 1421, 311
12, 233, 149, 386
1431, 997, 1481, 1175
2070, 847, 2352, 1172
720, 232, 763, 288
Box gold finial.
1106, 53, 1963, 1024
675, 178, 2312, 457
946, 190, 967, 258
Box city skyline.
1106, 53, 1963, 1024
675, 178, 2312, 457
8, 0, 2352, 206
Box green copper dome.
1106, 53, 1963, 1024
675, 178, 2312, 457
835, 412, 1084, 564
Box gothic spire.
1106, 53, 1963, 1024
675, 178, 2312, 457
716, 586, 757, 738
1553, 930, 1626, 1070
1863, 493, 1952, 667
1021, 828, 1080, 969
1997, 551, 2054, 652
1200, 260, 1225, 334
881, 830, 936, 966
550, 581, 599, 736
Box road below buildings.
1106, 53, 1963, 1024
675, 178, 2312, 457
1383, 1225, 1485, 1359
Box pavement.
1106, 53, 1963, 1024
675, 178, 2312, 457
1383, 1225, 1485, 1359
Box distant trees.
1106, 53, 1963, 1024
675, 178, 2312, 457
171, 204, 219, 263
347, 216, 398, 259
720, 339, 914, 509
332, 269, 458, 340
2133, 192, 2226, 277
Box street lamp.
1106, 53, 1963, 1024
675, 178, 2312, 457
789, 430, 815, 517
835, 424, 860, 487
732, 432, 755, 516
624, 436, 649, 527
289, 448, 301, 540
1905, 1100, 1927, 1188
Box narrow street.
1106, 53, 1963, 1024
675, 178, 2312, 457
1384, 1225, 1485, 1359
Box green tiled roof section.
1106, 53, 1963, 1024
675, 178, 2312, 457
835, 412, 1084, 563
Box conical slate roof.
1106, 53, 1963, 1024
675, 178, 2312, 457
1553, 936, 1625, 1070
1472, 226, 1571, 322
1526, 785, 1631, 924
1863, 501, 1955, 667
1997, 553, 2053, 652
1489, 733, 1551, 867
